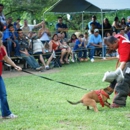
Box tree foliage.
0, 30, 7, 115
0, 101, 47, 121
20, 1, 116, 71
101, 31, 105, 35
1, 0, 57, 22
1, 0, 130, 31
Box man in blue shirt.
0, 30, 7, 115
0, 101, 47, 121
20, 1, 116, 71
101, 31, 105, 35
87, 29, 106, 62
88, 15, 101, 31
56, 17, 68, 38
3, 24, 20, 57
73, 34, 88, 61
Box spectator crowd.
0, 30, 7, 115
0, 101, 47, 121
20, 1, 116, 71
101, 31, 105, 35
0, 3, 130, 71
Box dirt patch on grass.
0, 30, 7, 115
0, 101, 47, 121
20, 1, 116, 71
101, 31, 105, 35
59, 120, 87, 130
2, 68, 61, 78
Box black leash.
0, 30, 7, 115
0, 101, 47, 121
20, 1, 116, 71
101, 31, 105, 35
22, 69, 87, 91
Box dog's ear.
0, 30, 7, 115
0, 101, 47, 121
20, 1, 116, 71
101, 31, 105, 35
104, 87, 114, 95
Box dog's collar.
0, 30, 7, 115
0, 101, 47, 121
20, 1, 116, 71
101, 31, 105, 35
95, 90, 110, 107
101, 90, 110, 99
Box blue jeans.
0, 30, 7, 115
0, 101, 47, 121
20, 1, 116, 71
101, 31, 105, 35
20, 53, 40, 69
76, 48, 87, 58
5, 39, 20, 57
88, 45, 106, 59
14, 40, 21, 56
0, 76, 11, 117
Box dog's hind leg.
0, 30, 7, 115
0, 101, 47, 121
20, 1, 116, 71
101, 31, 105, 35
83, 99, 98, 112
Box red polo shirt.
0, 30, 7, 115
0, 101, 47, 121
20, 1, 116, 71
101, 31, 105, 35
115, 34, 130, 62
0, 47, 6, 76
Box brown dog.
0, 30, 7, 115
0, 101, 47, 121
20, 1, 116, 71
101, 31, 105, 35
67, 86, 114, 112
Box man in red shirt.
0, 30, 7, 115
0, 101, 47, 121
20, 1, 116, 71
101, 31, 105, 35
0, 31, 22, 119
104, 34, 130, 108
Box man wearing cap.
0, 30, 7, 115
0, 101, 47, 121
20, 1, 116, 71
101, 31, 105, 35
88, 15, 101, 32
126, 16, 130, 27
87, 28, 106, 62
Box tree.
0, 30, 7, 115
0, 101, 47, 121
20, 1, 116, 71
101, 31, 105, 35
1, 0, 57, 23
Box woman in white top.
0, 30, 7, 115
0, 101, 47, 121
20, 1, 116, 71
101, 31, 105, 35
38, 22, 51, 44
112, 16, 121, 33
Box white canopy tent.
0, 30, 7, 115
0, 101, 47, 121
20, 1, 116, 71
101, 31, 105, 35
45, 0, 130, 32
48, 0, 130, 13
44, 0, 130, 57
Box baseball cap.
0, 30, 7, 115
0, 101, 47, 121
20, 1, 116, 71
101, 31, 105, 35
94, 29, 99, 33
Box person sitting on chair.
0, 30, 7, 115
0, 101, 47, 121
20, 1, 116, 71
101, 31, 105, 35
17, 29, 42, 71
87, 28, 106, 62
58, 32, 71, 64
45, 34, 66, 69
73, 34, 88, 62
3, 24, 20, 57
67, 34, 78, 62
33, 37, 47, 69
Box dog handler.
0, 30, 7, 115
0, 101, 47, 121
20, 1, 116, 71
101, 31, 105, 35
104, 34, 130, 108
0, 31, 22, 118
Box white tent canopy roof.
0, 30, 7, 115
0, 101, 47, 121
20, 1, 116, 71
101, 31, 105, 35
86, 0, 130, 11
49, 0, 130, 13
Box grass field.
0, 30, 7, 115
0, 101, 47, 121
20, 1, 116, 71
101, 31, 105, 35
0, 59, 130, 130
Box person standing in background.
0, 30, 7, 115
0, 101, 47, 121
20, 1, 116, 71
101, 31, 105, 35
22, 19, 44, 37
56, 17, 68, 38
38, 22, 51, 44
88, 15, 101, 33
0, 4, 6, 32
0, 4, 6, 25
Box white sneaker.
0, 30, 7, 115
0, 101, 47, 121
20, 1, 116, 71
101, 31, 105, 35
102, 57, 106, 60
91, 58, 94, 62
71, 59, 75, 62
36, 66, 43, 71
2, 113, 18, 119
45, 65, 50, 70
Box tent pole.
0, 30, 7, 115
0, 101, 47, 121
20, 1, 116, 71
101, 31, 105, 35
101, 9, 104, 58
43, 0, 61, 18
82, 11, 84, 32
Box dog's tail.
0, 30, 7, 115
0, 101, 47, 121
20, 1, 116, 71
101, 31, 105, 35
67, 100, 81, 105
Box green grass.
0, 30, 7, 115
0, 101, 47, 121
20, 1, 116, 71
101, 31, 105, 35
1, 59, 130, 130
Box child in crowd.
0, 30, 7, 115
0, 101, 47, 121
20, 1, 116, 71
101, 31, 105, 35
73, 34, 88, 62
67, 34, 78, 62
